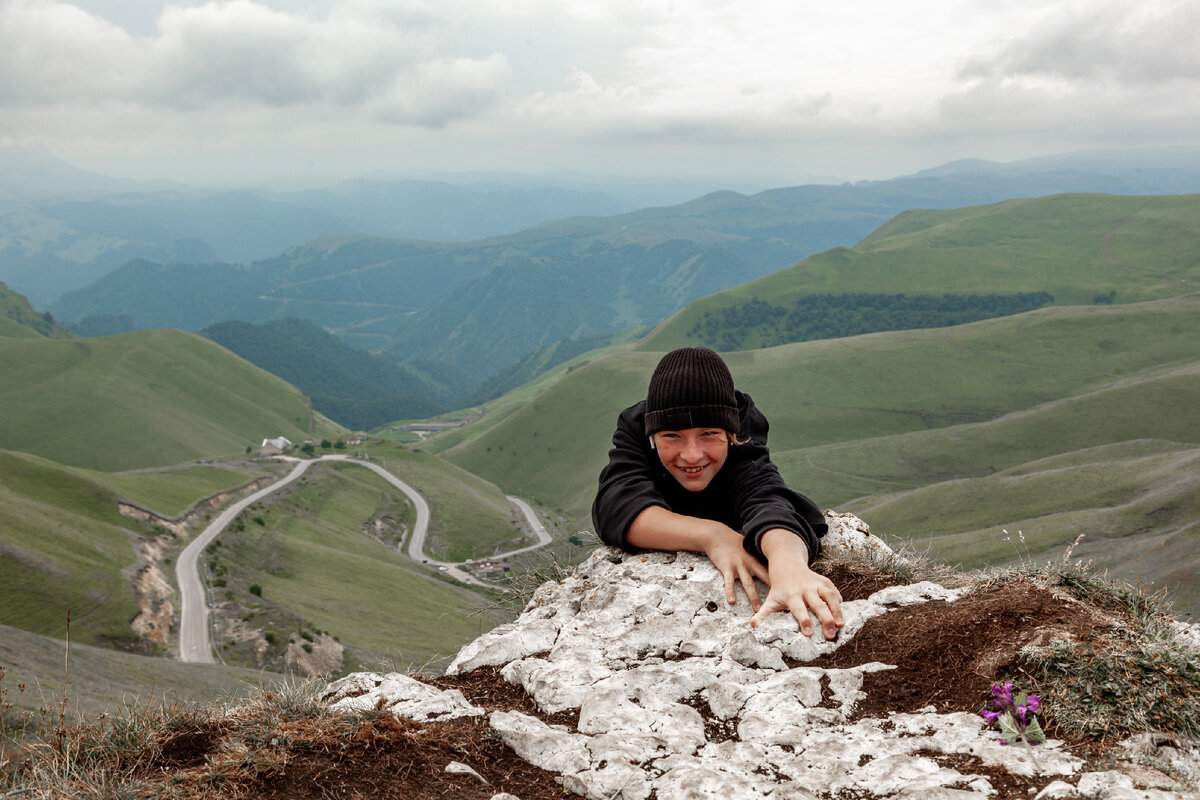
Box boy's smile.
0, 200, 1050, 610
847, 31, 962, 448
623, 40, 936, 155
652, 427, 730, 492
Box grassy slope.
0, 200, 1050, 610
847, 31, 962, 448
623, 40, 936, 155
92, 463, 266, 518
436, 296, 1200, 610
0, 623, 273, 720
367, 445, 525, 563
641, 193, 1200, 351
212, 460, 498, 673
0, 329, 344, 471
441, 295, 1200, 513
0, 449, 156, 649
0, 315, 40, 338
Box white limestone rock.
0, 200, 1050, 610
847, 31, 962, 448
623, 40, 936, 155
446, 760, 488, 784
319, 671, 483, 721
324, 512, 1200, 800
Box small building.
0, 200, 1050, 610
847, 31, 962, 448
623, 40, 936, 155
260, 436, 293, 456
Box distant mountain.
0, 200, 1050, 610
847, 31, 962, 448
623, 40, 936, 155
0, 146, 163, 201
39, 147, 1200, 383
201, 318, 473, 430
282, 178, 625, 241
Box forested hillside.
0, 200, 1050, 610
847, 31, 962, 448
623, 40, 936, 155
201, 318, 472, 430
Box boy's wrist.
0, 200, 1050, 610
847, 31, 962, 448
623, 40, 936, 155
760, 528, 809, 565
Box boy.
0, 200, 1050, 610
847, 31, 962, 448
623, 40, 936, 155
592, 347, 843, 639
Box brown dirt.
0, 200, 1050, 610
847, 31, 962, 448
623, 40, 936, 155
809, 578, 1111, 720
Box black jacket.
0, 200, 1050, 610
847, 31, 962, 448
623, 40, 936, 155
591, 391, 826, 564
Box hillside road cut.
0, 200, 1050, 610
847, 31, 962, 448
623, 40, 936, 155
177, 454, 550, 664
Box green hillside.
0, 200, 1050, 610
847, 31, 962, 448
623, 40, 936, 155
435, 295, 1200, 611
0, 622, 275, 720
642, 193, 1200, 351
200, 318, 471, 430
0, 328, 344, 471
0, 449, 146, 649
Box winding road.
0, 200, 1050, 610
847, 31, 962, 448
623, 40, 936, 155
176, 454, 551, 664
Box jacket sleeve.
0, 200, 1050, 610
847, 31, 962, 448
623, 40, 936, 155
726, 452, 826, 565
726, 397, 827, 565
591, 402, 665, 551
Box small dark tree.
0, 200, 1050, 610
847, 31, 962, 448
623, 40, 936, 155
249, 584, 263, 597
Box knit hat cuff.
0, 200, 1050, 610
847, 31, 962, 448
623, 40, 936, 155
645, 403, 740, 437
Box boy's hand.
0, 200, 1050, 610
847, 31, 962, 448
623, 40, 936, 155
702, 525, 771, 611
749, 529, 844, 639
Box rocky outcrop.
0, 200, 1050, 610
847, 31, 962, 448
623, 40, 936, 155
287, 633, 345, 677
129, 536, 174, 644
221, 616, 270, 664
322, 513, 1200, 800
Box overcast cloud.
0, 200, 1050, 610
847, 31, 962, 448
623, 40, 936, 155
1, 0, 1197, 185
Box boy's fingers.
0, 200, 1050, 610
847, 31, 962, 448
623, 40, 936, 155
738, 566, 762, 610
748, 598, 783, 628
805, 592, 843, 640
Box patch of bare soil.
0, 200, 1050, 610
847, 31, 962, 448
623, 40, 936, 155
810, 578, 1110, 721
814, 561, 903, 602
136, 709, 585, 800
245, 716, 582, 800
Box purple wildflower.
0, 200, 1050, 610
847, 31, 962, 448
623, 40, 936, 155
981, 681, 1047, 747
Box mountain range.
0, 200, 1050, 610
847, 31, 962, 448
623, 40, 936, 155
17, 146, 1200, 386
2, 149, 1199, 714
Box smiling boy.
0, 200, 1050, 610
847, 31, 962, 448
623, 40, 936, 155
592, 347, 844, 639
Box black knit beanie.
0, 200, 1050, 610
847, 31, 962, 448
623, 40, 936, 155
644, 347, 740, 436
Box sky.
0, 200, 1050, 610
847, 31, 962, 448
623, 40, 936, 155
1, 0, 1198, 188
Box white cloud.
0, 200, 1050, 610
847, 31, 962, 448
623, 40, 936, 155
0, 0, 510, 125
2, 0, 1198, 184
935, 0, 1200, 144
961, 0, 1200, 85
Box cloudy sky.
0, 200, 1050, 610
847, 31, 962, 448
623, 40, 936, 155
1, 0, 1198, 187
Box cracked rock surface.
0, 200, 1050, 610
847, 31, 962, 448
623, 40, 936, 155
324, 513, 1200, 800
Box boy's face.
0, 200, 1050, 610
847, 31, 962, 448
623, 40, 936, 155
652, 427, 729, 492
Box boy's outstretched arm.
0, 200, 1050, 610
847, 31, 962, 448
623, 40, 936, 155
628, 505, 771, 610
749, 529, 844, 639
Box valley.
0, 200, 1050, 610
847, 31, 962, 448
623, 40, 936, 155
2, 156, 1199, 722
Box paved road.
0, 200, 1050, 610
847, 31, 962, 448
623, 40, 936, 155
176, 454, 549, 663
176, 458, 315, 664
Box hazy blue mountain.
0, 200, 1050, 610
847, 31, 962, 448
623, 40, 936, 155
282, 178, 626, 241
42, 147, 1200, 383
